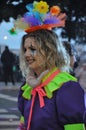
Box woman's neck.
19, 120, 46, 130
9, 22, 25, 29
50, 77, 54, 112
34, 67, 47, 77
33, 66, 57, 77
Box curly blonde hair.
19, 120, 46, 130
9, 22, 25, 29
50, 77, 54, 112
19, 29, 70, 77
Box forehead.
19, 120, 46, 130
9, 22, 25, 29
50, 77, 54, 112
24, 37, 38, 48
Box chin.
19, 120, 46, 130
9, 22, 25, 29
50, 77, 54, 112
29, 65, 36, 70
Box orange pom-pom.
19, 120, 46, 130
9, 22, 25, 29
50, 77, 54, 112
11, 28, 15, 32
50, 6, 61, 16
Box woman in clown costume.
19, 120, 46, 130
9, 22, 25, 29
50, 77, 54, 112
16, 1, 86, 130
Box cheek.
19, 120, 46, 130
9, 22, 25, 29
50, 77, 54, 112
37, 55, 45, 65
34, 51, 46, 65
33, 51, 37, 56
30, 50, 37, 56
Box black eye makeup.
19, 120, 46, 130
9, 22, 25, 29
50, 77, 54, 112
29, 44, 37, 56
30, 47, 36, 52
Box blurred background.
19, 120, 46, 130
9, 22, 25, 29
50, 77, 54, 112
0, 0, 86, 129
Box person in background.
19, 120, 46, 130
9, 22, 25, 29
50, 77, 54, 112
63, 41, 77, 76
75, 56, 86, 129
63, 41, 86, 128
75, 61, 86, 89
1, 46, 15, 85
16, 1, 85, 130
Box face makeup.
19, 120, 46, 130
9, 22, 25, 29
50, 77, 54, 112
24, 37, 46, 75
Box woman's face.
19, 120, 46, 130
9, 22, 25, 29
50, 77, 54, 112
23, 37, 46, 74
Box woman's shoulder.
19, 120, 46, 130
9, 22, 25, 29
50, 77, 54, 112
44, 71, 77, 98
56, 80, 84, 97
18, 82, 26, 96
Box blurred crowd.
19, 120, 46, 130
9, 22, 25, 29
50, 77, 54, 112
0, 46, 23, 85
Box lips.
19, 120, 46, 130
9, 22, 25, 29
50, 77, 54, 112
26, 58, 35, 64
28, 60, 34, 64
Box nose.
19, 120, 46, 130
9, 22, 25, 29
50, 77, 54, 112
24, 50, 31, 57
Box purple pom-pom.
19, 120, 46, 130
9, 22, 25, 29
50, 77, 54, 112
44, 17, 60, 24
24, 15, 41, 26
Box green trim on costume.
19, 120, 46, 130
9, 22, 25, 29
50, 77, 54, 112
44, 72, 77, 98
64, 123, 85, 130
21, 83, 32, 99
21, 70, 77, 100
20, 115, 24, 123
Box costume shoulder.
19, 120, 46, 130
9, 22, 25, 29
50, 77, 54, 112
55, 80, 85, 128
44, 72, 77, 98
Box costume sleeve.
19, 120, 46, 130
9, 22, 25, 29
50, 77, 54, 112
55, 81, 85, 129
18, 83, 25, 116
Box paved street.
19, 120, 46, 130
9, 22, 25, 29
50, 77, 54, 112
0, 82, 22, 130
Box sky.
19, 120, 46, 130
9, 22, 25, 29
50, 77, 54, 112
0, 17, 78, 50
0, 17, 62, 50
0, 1, 64, 50
0, 17, 26, 49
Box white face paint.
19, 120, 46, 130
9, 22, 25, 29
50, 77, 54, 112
29, 44, 37, 56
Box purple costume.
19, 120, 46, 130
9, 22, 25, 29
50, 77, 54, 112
18, 72, 85, 130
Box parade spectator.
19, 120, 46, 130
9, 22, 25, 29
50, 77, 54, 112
75, 62, 86, 89
1, 46, 15, 85
63, 41, 77, 76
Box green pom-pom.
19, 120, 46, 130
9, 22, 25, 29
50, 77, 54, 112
8, 28, 17, 35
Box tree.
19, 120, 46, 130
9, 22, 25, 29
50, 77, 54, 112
0, 0, 86, 44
